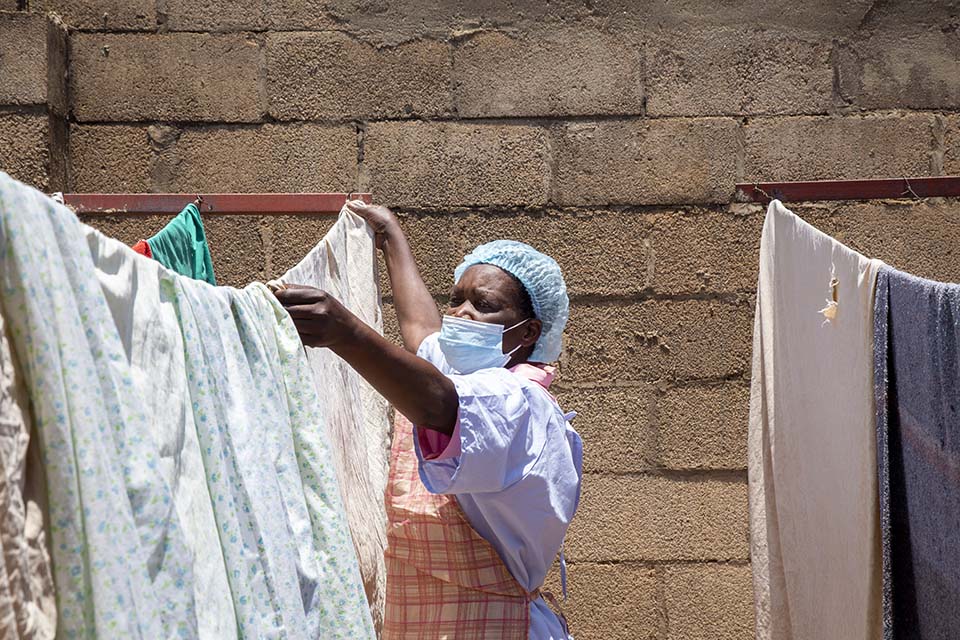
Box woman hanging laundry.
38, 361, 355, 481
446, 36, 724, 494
275, 200, 582, 639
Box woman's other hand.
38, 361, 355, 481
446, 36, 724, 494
274, 284, 359, 348
345, 200, 400, 250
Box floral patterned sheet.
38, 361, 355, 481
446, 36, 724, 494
0, 173, 374, 639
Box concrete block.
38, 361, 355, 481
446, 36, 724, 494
0, 12, 65, 114
0, 112, 52, 190
363, 121, 550, 207
170, 124, 357, 192
203, 215, 266, 287
393, 208, 652, 298
0, 12, 48, 106
837, 28, 960, 110
791, 199, 960, 284
743, 114, 936, 182
648, 209, 763, 294
551, 118, 739, 206
664, 564, 754, 639
658, 384, 749, 470
566, 474, 749, 562
563, 300, 753, 384
552, 562, 661, 640
268, 214, 337, 278
646, 27, 832, 116
161, 0, 266, 30
454, 28, 644, 118
32, 0, 155, 30
71, 33, 263, 122
267, 32, 451, 120
555, 385, 654, 473
69, 125, 153, 192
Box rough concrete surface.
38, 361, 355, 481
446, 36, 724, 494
69, 124, 153, 192
552, 118, 740, 205
743, 113, 937, 182
664, 563, 754, 639
32, 0, 155, 30
567, 474, 749, 562
454, 27, 644, 118
267, 32, 451, 120
71, 33, 263, 122
658, 384, 750, 470
0, 12, 49, 106
363, 121, 550, 206
555, 385, 654, 473
645, 27, 833, 116
0, 112, 53, 190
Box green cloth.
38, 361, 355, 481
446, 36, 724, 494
148, 203, 216, 285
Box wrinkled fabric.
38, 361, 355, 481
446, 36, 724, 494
0, 172, 196, 638
0, 173, 374, 639
85, 227, 237, 638
279, 207, 391, 632
874, 267, 960, 639
131, 239, 151, 258
0, 310, 55, 639
148, 203, 216, 285
412, 332, 582, 639
748, 200, 883, 640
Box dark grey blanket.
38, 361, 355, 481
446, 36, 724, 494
874, 266, 960, 640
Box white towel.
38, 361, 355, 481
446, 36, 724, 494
748, 200, 883, 639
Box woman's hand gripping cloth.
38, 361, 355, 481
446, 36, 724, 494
749, 200, 884, 639
277, 205, 392, 632
874, 267, 960, 639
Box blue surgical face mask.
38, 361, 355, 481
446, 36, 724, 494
437, 315, 529, 374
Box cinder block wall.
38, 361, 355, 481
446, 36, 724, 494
3, 2, 960, 637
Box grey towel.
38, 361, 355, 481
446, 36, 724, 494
874, 266, 960, 640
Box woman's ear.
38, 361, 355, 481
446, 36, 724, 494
521, 319, 543, 347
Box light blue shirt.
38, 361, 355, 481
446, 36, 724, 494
412, 333, 583, 639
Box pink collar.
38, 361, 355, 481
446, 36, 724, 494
508, 362, 556, 390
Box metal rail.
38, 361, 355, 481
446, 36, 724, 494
63, 193, 373, 215
735, 177, 960, 203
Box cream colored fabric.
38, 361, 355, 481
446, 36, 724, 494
0, 312, 55, 640
748, 200, 883, 639
280, 206, 391, 632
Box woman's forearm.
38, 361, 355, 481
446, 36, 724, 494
381, 228, 442, 352
330, 320, 458, 435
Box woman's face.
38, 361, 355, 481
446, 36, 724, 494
448, 264, 542, 358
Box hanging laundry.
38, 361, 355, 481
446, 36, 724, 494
748, 200, 884, 639
146, 202, 216, 284
0, 173, 375, 638
0, 312, 56, 640
85, 226, 237, 638
275, 206, 392, 632
874, 267, 960, 639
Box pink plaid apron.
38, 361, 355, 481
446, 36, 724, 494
383, 413, 534, 639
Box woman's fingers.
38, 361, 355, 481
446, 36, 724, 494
274, 284, 327, 306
